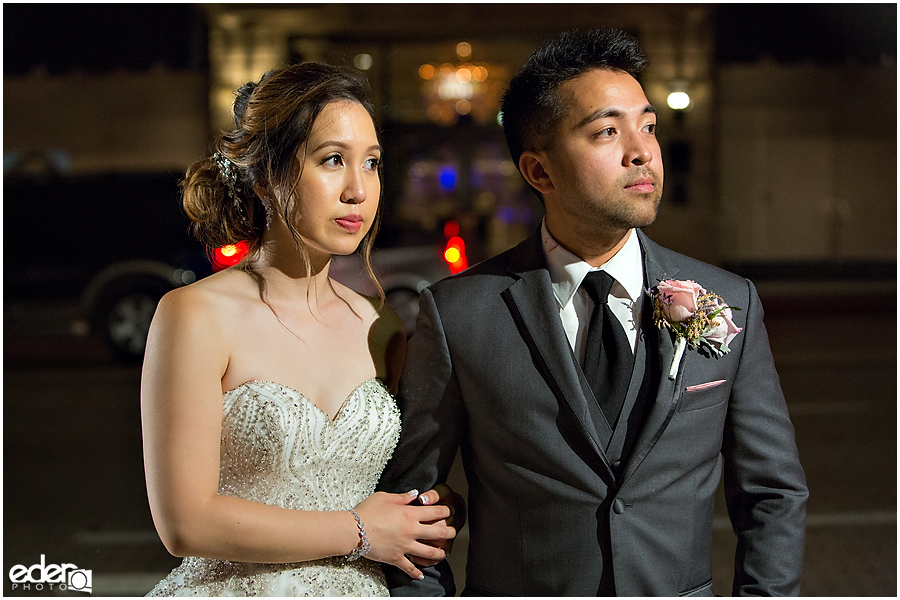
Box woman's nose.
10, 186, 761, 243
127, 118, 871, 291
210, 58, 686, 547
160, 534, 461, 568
341, 170, 366, 204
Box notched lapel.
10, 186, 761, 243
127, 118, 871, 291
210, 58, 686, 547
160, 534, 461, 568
504, 237, 614, 478
619, 234, 684, 484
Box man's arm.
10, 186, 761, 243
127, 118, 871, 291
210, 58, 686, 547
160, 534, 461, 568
379, 287, 466, 596
723, 280, 809, 596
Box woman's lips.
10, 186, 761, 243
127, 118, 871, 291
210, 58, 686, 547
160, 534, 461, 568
335, 215, 363, 233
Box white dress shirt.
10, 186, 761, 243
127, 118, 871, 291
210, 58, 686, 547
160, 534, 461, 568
541, 220, 645, 366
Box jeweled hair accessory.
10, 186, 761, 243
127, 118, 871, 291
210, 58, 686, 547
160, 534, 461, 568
259, 195, 274, 230
212, 151, 241, 208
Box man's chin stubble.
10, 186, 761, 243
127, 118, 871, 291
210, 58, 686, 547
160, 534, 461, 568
607, 193, 662, 230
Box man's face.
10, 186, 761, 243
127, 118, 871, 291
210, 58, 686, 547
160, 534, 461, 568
541, 68, 663, 235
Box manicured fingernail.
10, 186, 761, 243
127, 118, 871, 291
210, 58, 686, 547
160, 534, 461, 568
419, 494, 431, 505
408, 489, 419, 497
417, 574, 424, 580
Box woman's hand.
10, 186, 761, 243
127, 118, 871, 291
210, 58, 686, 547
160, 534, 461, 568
407, 484, 467, 567
354, 490, 455, 580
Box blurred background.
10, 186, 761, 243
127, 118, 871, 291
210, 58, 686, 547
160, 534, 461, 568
3, 3, 896, 596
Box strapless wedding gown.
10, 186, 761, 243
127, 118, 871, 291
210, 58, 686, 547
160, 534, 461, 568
147, 378, 401, 597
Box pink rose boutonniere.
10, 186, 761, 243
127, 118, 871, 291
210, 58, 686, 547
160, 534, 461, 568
649, 279, 744, 379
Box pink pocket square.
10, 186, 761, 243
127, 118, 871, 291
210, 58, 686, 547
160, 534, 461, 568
685, 380, 726, 392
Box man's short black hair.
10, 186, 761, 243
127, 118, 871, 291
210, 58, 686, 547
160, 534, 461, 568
501, 28, 649, 177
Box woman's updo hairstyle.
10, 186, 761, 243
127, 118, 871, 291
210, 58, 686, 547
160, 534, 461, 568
181, 62, 382, 270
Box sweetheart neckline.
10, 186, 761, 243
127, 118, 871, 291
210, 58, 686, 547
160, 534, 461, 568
224, 377, 388, 423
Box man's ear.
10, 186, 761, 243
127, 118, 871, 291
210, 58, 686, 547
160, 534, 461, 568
518, 151, 554, 196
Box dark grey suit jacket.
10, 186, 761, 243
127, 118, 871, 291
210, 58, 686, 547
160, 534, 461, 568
380, 229, 808, 596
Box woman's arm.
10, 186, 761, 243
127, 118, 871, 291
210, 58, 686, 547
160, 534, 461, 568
141, 288, 452, 578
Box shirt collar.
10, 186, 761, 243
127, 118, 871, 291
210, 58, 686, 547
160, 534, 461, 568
541, 218, 644, 309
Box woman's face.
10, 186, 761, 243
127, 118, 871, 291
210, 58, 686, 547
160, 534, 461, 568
289, 100, 381, 259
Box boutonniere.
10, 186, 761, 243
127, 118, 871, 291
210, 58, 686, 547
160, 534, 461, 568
648, 279, 744, 380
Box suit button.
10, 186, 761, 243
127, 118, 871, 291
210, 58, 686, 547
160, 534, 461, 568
612, 460, 622, 472
613, 499, 625, 514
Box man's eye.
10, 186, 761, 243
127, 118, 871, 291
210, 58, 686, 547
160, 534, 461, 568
594, 127, 616, 138
643, 123, 657, 134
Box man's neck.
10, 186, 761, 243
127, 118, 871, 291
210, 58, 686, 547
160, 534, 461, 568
544, 216, 632, 268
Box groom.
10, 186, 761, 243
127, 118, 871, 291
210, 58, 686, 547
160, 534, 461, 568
380, 28, 807, 596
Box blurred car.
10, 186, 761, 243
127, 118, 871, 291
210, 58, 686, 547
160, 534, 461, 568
4, 171, 211, 360
359, 222, 468, 335
4, 164, 468, 361
215, 222, 469, 336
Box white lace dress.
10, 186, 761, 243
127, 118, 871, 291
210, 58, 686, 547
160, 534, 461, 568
147, 378, 401, 597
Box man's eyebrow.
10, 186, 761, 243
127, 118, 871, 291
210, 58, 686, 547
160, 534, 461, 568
574, 104, 657, 129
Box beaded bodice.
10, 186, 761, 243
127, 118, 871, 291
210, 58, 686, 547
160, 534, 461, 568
146, 378, 400, 597
219, 379, 401, 511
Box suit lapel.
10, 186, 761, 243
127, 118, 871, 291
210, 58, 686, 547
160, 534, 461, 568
503, 231, 615, 476
619, 231, 683, 485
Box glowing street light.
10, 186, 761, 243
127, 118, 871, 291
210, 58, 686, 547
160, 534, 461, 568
667, 79, 691, 111
667, 91, 691, 110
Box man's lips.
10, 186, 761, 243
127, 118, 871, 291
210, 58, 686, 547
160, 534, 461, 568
624, 178, 655, 193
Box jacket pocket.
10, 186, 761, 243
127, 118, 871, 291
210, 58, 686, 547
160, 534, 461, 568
679, 579, 714, 596
685, 379, 726, 393
678, 381, 728, 412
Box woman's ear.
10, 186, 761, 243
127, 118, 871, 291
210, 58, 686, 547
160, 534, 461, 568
252, 184, 268, 202
518, 151, 554, 196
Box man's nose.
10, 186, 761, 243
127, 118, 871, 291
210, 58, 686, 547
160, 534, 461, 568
624, 136, 655, 166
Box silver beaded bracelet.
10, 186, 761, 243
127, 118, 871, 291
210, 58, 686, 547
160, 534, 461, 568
346, 509, 371, 561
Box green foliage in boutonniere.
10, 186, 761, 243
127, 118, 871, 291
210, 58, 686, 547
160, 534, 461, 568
648, 279, 743, 379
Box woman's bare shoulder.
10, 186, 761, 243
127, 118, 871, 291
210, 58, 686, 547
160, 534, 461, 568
330, 279, 406, 330
373, 299, 405, 340
374, 300, 407, 393
330, 277, 404, 337
329, 282, 408, 390
154, 268, 256, 329
328, 278, 378, 318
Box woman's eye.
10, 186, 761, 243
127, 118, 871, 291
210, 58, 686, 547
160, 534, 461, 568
324, 154, 343, 167
364, 157, 381, 171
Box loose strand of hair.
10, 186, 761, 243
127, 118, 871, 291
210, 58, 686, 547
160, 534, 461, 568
360, 207, 385, 311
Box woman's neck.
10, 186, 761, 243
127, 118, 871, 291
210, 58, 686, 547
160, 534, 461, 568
248, 236, 334, 308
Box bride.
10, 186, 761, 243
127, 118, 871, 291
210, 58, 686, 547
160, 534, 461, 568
141, 62, 458, 596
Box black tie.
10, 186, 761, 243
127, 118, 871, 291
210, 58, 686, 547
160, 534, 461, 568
581, 271, 633, 427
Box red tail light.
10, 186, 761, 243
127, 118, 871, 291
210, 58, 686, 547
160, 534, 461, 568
443, 235, 468, 274
443, 220, 460, 238
212, 241, 250, 271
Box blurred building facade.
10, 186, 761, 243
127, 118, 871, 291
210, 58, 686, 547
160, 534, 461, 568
4, 68, 209, 175
199, 3, 720, 262
717, 63, 896, 264
4, 3, 895, 269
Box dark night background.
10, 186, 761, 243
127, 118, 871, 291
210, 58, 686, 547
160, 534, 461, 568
3, 3, 897, 597
4, 4, 897, 74
4, 4, 206, 74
